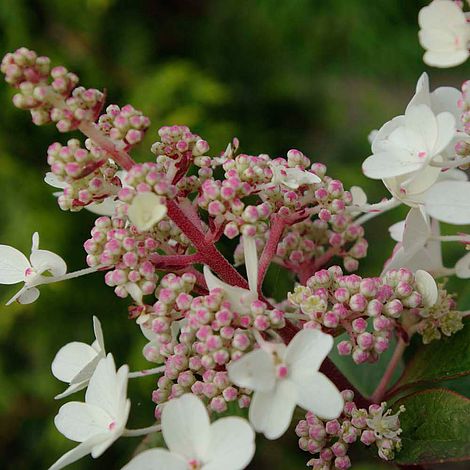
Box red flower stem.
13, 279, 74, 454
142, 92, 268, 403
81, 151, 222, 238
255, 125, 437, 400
372, 337, 407, 403
257, 214, 286, 291
150, 253, 204, 269
278, 319, 370, 408
166, 200, 249, 289
78, 121, 136, 171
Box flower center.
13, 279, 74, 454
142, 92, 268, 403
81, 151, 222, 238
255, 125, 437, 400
108, 420, 116, 431
188, 459, 202, 470
276, 363, 289, 379
417, 150, 427, 159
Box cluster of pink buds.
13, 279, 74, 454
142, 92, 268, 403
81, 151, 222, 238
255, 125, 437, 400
151, 283, 285, 417
84, 216, 159, 302
98, 104, 150, 151
296, 390, 404, 469
455, 80, 470, 169
413, 284, 463, 344
288, 267, 440, 364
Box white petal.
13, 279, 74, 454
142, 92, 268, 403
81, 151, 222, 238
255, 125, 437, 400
85, 354, 129, 421
371, 116, 404, 154
423, 49, 469, 68
93, 316, 106, 352
140, 323, 157, 342
388, 220, 405, 242
30, 249, 67, 277
48, 435, 106, 470
290, 372, 343, 420
415, 270, 438, 307
350, 186, 367, 206
0, 245, 29, 284
243, 236, 258, 294
51, 342, 99, 383
127, 193, 167, 232
424, 181, 470, 224
248, 381, 297, 440
285, 329, 333, 374
203, 266, 254, 313
432, 112, 456, 155
402, 208, 430, 256
405, 105, 437, 152
85, 197, 120, 216
31, 232, 40, 251
419, 1, 467, 29
227, 348, 276, 393
162, 394, 210, 462
126, 282, 144, 304
54, 401, 112, 442
204, 417, 255, 470
17, 286, 40, 304
54, 381, 88, 400
362, 152, 422, 180
44, 172, 67, 189
455, 252, 470, 279
407, 72, 431, 111
122, 449, 187, 470
432, 86, 461, 121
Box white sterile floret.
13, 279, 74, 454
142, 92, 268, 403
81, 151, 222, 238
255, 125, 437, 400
418, 0, 470, 68
203, 236, 258, 314
385, 213, 444, 275
228, 329, 343, 440
270, 163, 321, 189
0, 232, 67, 305
414, 269, 439, 307
363, 104, 455, 185
127, 192, 168, 232
122, 393, 255, 470
49, 354, 130, 470
51, 316, 106, 399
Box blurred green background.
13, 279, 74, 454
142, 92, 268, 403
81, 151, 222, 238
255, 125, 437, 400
0, 0, 469, 468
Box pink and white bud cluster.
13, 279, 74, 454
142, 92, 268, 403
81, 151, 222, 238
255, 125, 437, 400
414, 284, 463, 344
198, 162, 273, 239
151, 125, 209, 161
152, 286, 285, 417
84, 216, 159, 301
1, 47, 105, 130
296, 390, 403, 469
288, 267, 430, 364
118, 162, 177, 205
98, 104, 150, 151
47, 139, 109, 182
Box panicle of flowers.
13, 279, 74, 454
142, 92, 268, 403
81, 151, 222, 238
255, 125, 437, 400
287, 266, 451, 364
151, 278, 286, 417
296, 390, 405, 469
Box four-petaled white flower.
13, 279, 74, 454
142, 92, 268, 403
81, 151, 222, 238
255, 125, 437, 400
0, 232, 67, 305
228, 328, 343, 440
49, 354, 130, 470
203, 235, 258, 314
122, 393, 255, 470
363, 104, 455, 204
270, 163, 321, 190
51, 316, 106, 399
418, 0, 470, 68
127, 192, 168, 232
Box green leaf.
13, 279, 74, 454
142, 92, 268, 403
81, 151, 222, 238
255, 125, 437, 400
395, 389, 470, 465
389, 321, 470, 396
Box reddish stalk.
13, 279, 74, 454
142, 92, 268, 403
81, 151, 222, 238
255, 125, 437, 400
150, 253, 204, 269
166, 200, 249, 289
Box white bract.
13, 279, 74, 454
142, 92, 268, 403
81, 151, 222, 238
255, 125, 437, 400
49, 354, 130, 470
418, 0, 470, 68
424, 180, 470, 224
122, 393, 255, 470
385, 212, 445, 275
228, 328, 343, 440
127, 192, 168, 232
270, 163, 321, 189
455, 251, 470, 278
0, 232, 67, 305
363, 104, 455, 202
51, 316, 106, 399
414, 269, 439, 307
204, 236, 258, 314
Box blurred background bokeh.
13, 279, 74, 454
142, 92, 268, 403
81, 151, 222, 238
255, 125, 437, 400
0, 0, 469, 468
